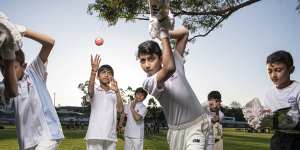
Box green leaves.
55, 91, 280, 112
297, 0, 300, 13
87, 0, 261, 40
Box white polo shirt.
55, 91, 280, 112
85, 86, 118, 142
9, 57, 64, 149
264, 81, 300, 113
263, 81, 300, 131
124, 101, 147, 139
143, 51, 205, 126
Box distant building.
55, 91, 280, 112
56, 106, 83, 113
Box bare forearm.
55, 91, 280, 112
169, 26, 189, 40
131, 108, 142, 121
88, 70, 97, 98
169, 26, 189, 57
119, 113, 125, 127
162, 37, 175, 75
24, 29, 55, 63
116, 91, 123, 112
3, 60, 18, 98
156, 35, 176, 86
24, 29, 55, 47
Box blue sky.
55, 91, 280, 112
1, 0, 299, 107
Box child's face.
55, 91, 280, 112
216, 101, 221, 109
98, 69, 113, 85
135, 92, 146, 102
14, 61, 26, 80
139, 53, 162, 76
267, 62, 291, 88
208, 99, 218, 111
0, 59, 25, 80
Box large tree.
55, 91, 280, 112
230, 100, 242, 109
87, 0, 262, 41
297, 0, 300, 13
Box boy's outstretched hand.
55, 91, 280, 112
90, 54, 101, 72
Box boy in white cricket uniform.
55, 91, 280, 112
263, 50, 300, 150
0, 19, 64, 150
85, 54, 123, 150
137, 17, 209, 149
118, 87, 148, 150
205, 91, 223, 150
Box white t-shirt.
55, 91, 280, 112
202, 103, 223, 149
263, 81, 300, 131
124, 101, 147, 139
85, 86, 118, 142
143, 51, 205, 126
264, 81, 300, 112
1, 57, 64, 149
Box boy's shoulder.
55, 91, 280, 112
265, 80, 300, 101
293, 80, 300, 88
143, 73, 157, 86
138, 102, 147, 108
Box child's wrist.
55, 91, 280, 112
160, 30, 169, 39
15, 24, 26, 35
91, 70, 97, 76
115, 90, 120, 94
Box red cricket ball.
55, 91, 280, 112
95, 37, 104, 46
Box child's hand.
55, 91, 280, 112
131, 101, 136, 110
211, 113, 220, 123
110, 79, 119, 92
90, 54, 101, 72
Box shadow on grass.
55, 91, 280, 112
224, 134, 270, 144
224, 132, 271, 150
224, 142, 269, 150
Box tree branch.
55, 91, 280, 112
188, 14, 229, 41
132, 17, 149, 20
187, 0, 262, 41
173, 0, 261, 17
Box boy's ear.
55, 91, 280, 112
159, 56, 163, 62
23, 63, 27, 69
290, 66, 295, 74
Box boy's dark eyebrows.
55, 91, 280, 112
100, 70, 112, 73
140, 58, 146, 61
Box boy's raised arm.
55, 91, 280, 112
23, 29, 55, 63
1, 59, 18, 98
156, 30, 176, 88
88, 54, 101, 98
169, 26, 189, 57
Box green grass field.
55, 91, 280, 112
0, 126, 272, 150
223, 128, 272, 150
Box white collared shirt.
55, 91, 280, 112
124, 101, 147, 139
11, 56, 64, 149
143, 51, 205, 126
85, 86, 118, 142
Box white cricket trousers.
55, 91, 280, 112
167, 114, 209, 150
124, 136, 144, 150
86, 139, 116, 150
25, 140, 60, 150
